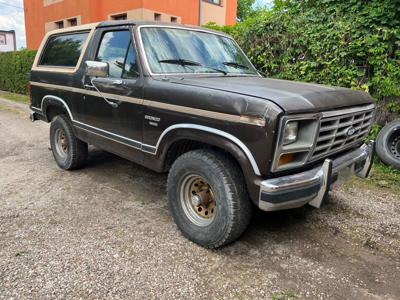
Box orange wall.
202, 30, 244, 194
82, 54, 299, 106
24, 0, 237, 49
225, 0, 238, 25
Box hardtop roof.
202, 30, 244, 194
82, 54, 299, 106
46, 20, 229, 38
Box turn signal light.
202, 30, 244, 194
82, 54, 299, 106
278, 153, 295, 166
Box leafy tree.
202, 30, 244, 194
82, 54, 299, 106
237, 0, 257, 21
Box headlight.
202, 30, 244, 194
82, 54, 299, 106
272, 116, 319, 171
283, 121, 298, 145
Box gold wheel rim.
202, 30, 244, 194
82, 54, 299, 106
180, 174, 217, 226
55, 128, 69, 158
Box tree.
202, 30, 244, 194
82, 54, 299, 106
237, 0, 256, 21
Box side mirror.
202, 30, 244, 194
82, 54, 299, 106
85, 61, 109, 78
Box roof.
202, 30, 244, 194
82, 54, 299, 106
0, 30, 15, 33
46, 20, 229, 38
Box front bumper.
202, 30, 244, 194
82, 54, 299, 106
258, 142, 375, 211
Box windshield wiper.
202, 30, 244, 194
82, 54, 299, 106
222, 61, 250, 70
159, 58, 227, 75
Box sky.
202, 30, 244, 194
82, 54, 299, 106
0, 0, 25, 49
0, 0, 274, 50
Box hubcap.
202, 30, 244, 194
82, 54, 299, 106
180, 175, 216, 226
54, 128, 69, 158
388, 128, 400, 159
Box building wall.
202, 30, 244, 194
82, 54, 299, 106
23, 0, 237, 50
0, 31, 17, 52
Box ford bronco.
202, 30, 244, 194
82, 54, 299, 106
29, 21, 375, 248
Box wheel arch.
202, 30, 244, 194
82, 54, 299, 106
154, 125, 262, 203
41, 95, 72, 122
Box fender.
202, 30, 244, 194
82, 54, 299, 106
41, 95, 73, 122
146, 125, 263, 203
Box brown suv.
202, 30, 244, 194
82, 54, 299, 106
29, 21, 375, 248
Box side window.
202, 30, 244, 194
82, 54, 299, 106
96, 30, 139, 79
39, 32, 89, 67
123, 43, 139, 78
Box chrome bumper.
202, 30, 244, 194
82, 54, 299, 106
258, 142, 375, 211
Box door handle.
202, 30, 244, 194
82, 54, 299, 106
112, 79, 123, 85
84, 84, 95, 90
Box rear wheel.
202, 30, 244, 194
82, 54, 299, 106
167, 149, 252, 248
50, 114, 88, 170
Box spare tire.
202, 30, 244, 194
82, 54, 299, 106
376, 120, 400, 169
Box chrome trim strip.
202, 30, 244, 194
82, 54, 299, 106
32, 82, 142, 105
41, 95, 74, 120
322, 104, 375, 118
37, 95, 261, 175
154, 124, 261, 175
30, 81, 265, 126
31, 106, 42, 113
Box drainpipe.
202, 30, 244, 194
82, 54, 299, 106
199, 0, 202, 26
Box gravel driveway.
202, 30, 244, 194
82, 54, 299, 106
0, 98, 399, 299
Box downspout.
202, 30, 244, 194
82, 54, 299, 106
199, 0, 202, 26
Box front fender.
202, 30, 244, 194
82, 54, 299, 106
150, 125, 263, 203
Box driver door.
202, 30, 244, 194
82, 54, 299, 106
82, 27, 144, 162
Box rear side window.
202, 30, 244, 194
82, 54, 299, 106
39, 32, 89, 67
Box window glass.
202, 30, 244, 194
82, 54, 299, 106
40, 32, 89, 67
204, 0, 222, 5
140, 27, 257, 75
123, 43, 139, 78
96, 30, 138, 78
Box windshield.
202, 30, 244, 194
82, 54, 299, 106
140, 27, 258, 76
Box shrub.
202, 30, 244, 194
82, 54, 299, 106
206, 0, 400, 124
0, 49, 36, 95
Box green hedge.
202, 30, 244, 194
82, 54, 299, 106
207, 0, 400, 124
0, 50, 36, 95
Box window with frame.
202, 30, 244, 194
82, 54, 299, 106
67, 18, 78, 27
204, 0, 222, 5
111, 13, 127, 21
55, 20, 64, 29
39, 32, 89, 67
95, 30, 139, 79
0, 34, 6, 45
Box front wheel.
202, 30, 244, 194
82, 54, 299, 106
50, 114, 88, 170
167, 149, 252, 248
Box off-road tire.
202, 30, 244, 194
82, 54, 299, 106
376, 120, 400, 169
167, 149, 252, 248
50, 114, 88, 170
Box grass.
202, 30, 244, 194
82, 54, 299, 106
0, 90, 30, 104
349, 159, 400, 196
271, 291, 299, 300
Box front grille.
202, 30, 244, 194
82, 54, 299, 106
310, 106, 374, 160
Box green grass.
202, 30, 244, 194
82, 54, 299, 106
271, 291, 299, 300
0, 90, 30, 104
350, 159, 400, 196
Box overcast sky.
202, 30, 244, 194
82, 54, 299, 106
0, 0, 273, 50
0, 0, 25, 49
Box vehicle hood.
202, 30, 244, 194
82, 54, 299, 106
170, 76, 375, 114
